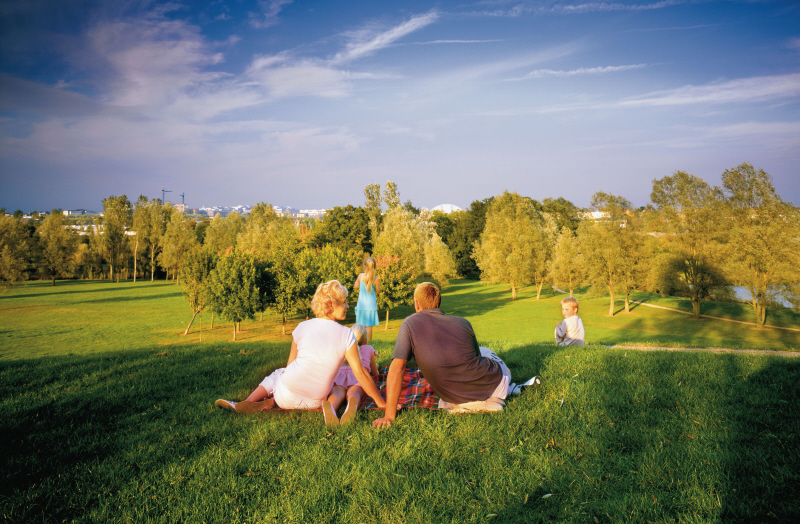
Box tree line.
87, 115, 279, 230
1, 162, 797, 332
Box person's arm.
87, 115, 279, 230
286, 340, 298, 366
369, 353, 379, 378
345, 343, 385, 408
373, 278, 380, 296
372, 358, 406, 428
554, 322, 565, 343
353, 273, 362, 291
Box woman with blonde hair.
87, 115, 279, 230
216, 280, 385, 416
353, 257, 380, 341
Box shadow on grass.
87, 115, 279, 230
0, 281, 177, 301
0, 342, 288, 522
442, 280, 534, 318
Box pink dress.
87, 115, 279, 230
333, 345, 376, 388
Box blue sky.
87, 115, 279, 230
1, 0, 798, 212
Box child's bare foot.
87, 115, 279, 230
339, 397, 359, 425
322, 401, 339, 426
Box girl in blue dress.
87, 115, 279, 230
353, 257, 380, 341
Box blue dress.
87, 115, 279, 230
356, 279, 380, 327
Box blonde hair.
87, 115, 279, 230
414, 282, 441, 310
311, 280, 348, 318
351, 324, 368, 346
362, 257, 376, 292
561, 296, 579, 310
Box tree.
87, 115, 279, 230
383, 180, 401, 209
158, 209, 198, 284
207, 249, 264, 341
179, 246, 218, 335
204, 211, 245, 253
130, 195, 149, 282
542, 197, 582, 234
37, 210, 79, 285
374, 207, 456, 289
550, 227, 586, 296
650, 171, 728, 319
721, 162, 800, 326
446, 198, 493, 279
269, 225, 311, 335
144, 198, 169, 282
364, 183, 383, 244
309, 205, 372, 252
472, 191, 551, 300
0, 214, 30, 292
375, 254, 416, 329
100, 195, 132, 282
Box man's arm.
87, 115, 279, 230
372, 358, 406, 428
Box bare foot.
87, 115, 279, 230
236, 399, 275, 414
340, 397, 359, 425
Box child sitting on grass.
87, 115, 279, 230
555, 296, 585, 346
322, 324, 379, 426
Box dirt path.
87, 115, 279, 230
628, 300, 800, 333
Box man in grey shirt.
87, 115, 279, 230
373, 282, 539, 428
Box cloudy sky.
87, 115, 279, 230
1, 0, 798, 212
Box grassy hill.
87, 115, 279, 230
1, 279, 799, 522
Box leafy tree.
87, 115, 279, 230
310, 205, 372, 252
579, 192, 646, 315
13, 210, 23, 220
383, 180, 401, 209
207, 249, 264, 341
179, 246, 218, 335
430, 210, 457, 247
315, 244, 364, 285
650, 171, 728, 319
472, 191, 551, 300
402, 200, 420, 215
374, 207, 456, 289
721, 162, 800, 326
204, 211, 245, 253
269, 225, 311, 335
158, 210, 198, 284
542, 197, 582, 234
142, 198, 170, 282
445, 198, 493, 279
37, 210, 79, 285
550, 227, 586, 296
131, 195, 150, 282
0, 214, 30, 291
364, 183, 382, 243
100, 195, 133, 282
237, 204, 291, 261
375, 254, 416, 329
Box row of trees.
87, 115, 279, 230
2, 163, 797, 330
472, 163, 799, 328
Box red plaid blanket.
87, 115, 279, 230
360, 366, 440, 411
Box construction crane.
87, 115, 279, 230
180, 193, 185, 205
161, 189, 172, 203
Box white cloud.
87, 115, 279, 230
551, 0, 687, 15
788, 37, 800, 51
249, 0, 293, 29
331, 11, 439, 64
616, 73, 800, 107
506, 63, 646, 80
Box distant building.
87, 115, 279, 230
174, 204, 186, 213
63, 209, 96, 216
431, 204, 463, 214
297, 209, 327, 218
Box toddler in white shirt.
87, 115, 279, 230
555, 296, 585, 346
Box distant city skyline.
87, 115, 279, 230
1, 1, 799, 212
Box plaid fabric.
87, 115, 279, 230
360, 366, 440, 411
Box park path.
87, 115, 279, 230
552, 287, 799, 333
607, 344, 800, 358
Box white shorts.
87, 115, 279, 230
260, 369, 323, 410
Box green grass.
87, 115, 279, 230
1, 280, 800, 522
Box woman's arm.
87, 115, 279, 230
345, 343, 385, 408
286, 340, 298, 366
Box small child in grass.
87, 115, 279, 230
322, 324, 379, 426
555, 297, 585, 346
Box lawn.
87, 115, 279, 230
1, 280, 799, 522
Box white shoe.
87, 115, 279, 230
215, 399, 237, 411
510, 376, 541, 395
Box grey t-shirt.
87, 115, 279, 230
392, 308, 502, 404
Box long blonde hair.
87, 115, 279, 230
362, 257, 376, 292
